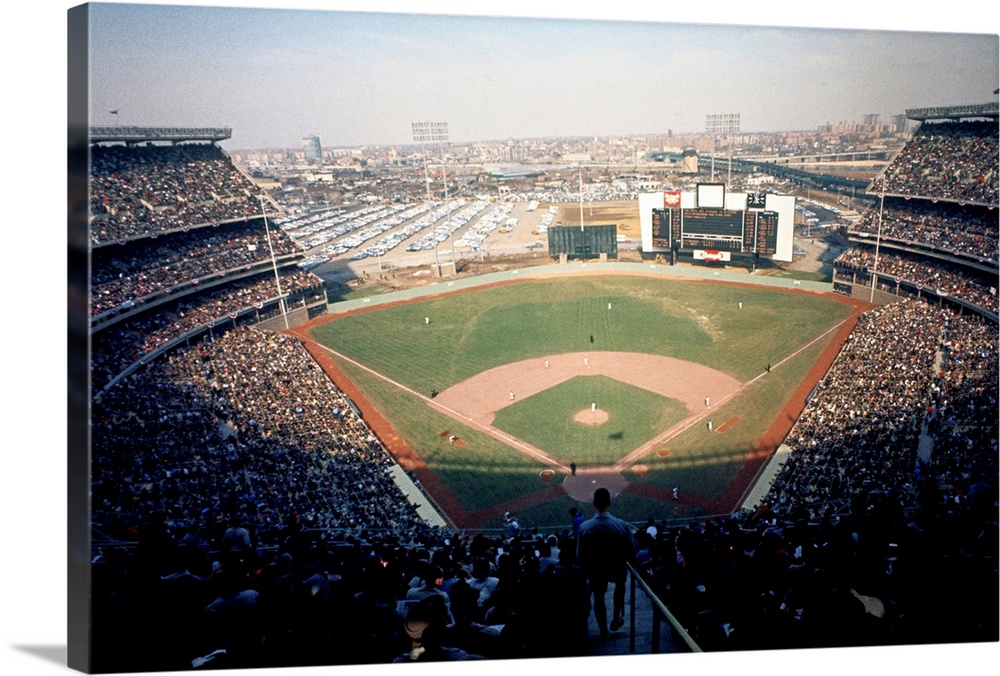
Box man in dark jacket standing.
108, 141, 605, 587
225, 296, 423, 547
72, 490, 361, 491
577, 487, 637, 639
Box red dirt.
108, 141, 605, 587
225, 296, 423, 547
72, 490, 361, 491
437, 430, 467, 446
716, 416, 741, 433
287, 281, 873, 529
433, 352, 742, 428
287, 326, 474, 528
710, 295, 873, 513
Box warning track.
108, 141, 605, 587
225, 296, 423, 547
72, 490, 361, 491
288, 286, 872, 528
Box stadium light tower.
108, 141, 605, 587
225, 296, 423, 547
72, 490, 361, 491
411, 121, 456, 275
706, 113, 740, 185
259, 194, 290, 329
412, 121, 449, 197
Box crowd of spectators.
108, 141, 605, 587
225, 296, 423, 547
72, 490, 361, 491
91, 268, 326, 391
83, 126, 997, 670
834, 246, 999, 314
869, 119, 998, 205
633, 478, 996, 653
849, 197, 998, 264
89, 323, 594, 671
91, 219, 302, 318
89, 143, 279, 245
649, 298, 999, 652
765, 299, 951, 512
87, 296, 997, 671
91, 326, 421, 545
925, 311, 998, 486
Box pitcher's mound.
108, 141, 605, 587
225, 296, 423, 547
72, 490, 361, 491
574, 408, 609, 425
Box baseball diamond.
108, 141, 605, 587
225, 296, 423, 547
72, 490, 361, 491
291, 271, 868, 529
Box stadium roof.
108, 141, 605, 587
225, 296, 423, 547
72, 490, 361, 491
904, 102, 998, 121
89, 126, 233, 145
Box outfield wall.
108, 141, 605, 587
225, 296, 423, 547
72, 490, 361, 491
326, 261, 834, 315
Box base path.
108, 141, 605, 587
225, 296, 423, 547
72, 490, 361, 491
288, 292, 872, 529
433, 351, 743, 426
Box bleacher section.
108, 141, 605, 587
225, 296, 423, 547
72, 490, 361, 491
90, 142, 280, 246
88, 137, 327, 393
835, 111, 999, 320
85, 126, 998, 670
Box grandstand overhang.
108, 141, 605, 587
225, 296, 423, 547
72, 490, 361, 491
905, 102, 999, 122
89, 126, 233, 146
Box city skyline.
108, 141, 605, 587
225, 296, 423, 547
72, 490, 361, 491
84, 1, 999, 151
0, 4, 995, 676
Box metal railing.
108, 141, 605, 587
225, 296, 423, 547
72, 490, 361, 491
626, 562, 702, 654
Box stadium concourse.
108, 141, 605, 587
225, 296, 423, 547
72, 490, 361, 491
77, 115, 997, 672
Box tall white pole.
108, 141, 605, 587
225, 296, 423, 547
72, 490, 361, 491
441, 150, 448, 203
710, 135, 716, 183
413, 121, 432, 204
413, 122, 450, 276
421, 146, 431, 203
869, 192, 885, 303
727, 133, 733, 187
579, 168, 584, 231
260, 194, 289, 329
441, 144, 457, 275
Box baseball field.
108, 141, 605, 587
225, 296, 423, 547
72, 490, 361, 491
293, 272, 865, 531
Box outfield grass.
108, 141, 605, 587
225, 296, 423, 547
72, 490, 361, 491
310, 275, 852, 387
309, 274, 854, 525
334, 358, 551, 514
625, 335, 833, 501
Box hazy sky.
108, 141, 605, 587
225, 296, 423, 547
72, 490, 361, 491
82, 1, 999, 151
0, 5, 996, 676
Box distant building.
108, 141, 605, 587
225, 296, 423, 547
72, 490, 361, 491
302, 134, 322, 162
681, 148, 699, 174
861, 113, 881, 127
490, 164, 543, 181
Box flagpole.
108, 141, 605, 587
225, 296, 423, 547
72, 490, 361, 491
260, 194, 290, 329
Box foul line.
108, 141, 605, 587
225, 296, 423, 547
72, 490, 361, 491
615, 317, 852, 469
307, 315, 852, 477
306, 340, 568, 471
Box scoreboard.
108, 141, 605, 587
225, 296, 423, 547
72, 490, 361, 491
640, 187, 794, 262
651, 207, 780, 255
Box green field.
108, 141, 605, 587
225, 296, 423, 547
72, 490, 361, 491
492, 375, 689, 466
309, 274, 853, 527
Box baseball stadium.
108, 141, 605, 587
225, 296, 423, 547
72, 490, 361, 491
292, 267, 864, 530
72, 103, 998, 672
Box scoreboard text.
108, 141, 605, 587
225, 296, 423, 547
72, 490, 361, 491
652, 207, 779, 256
